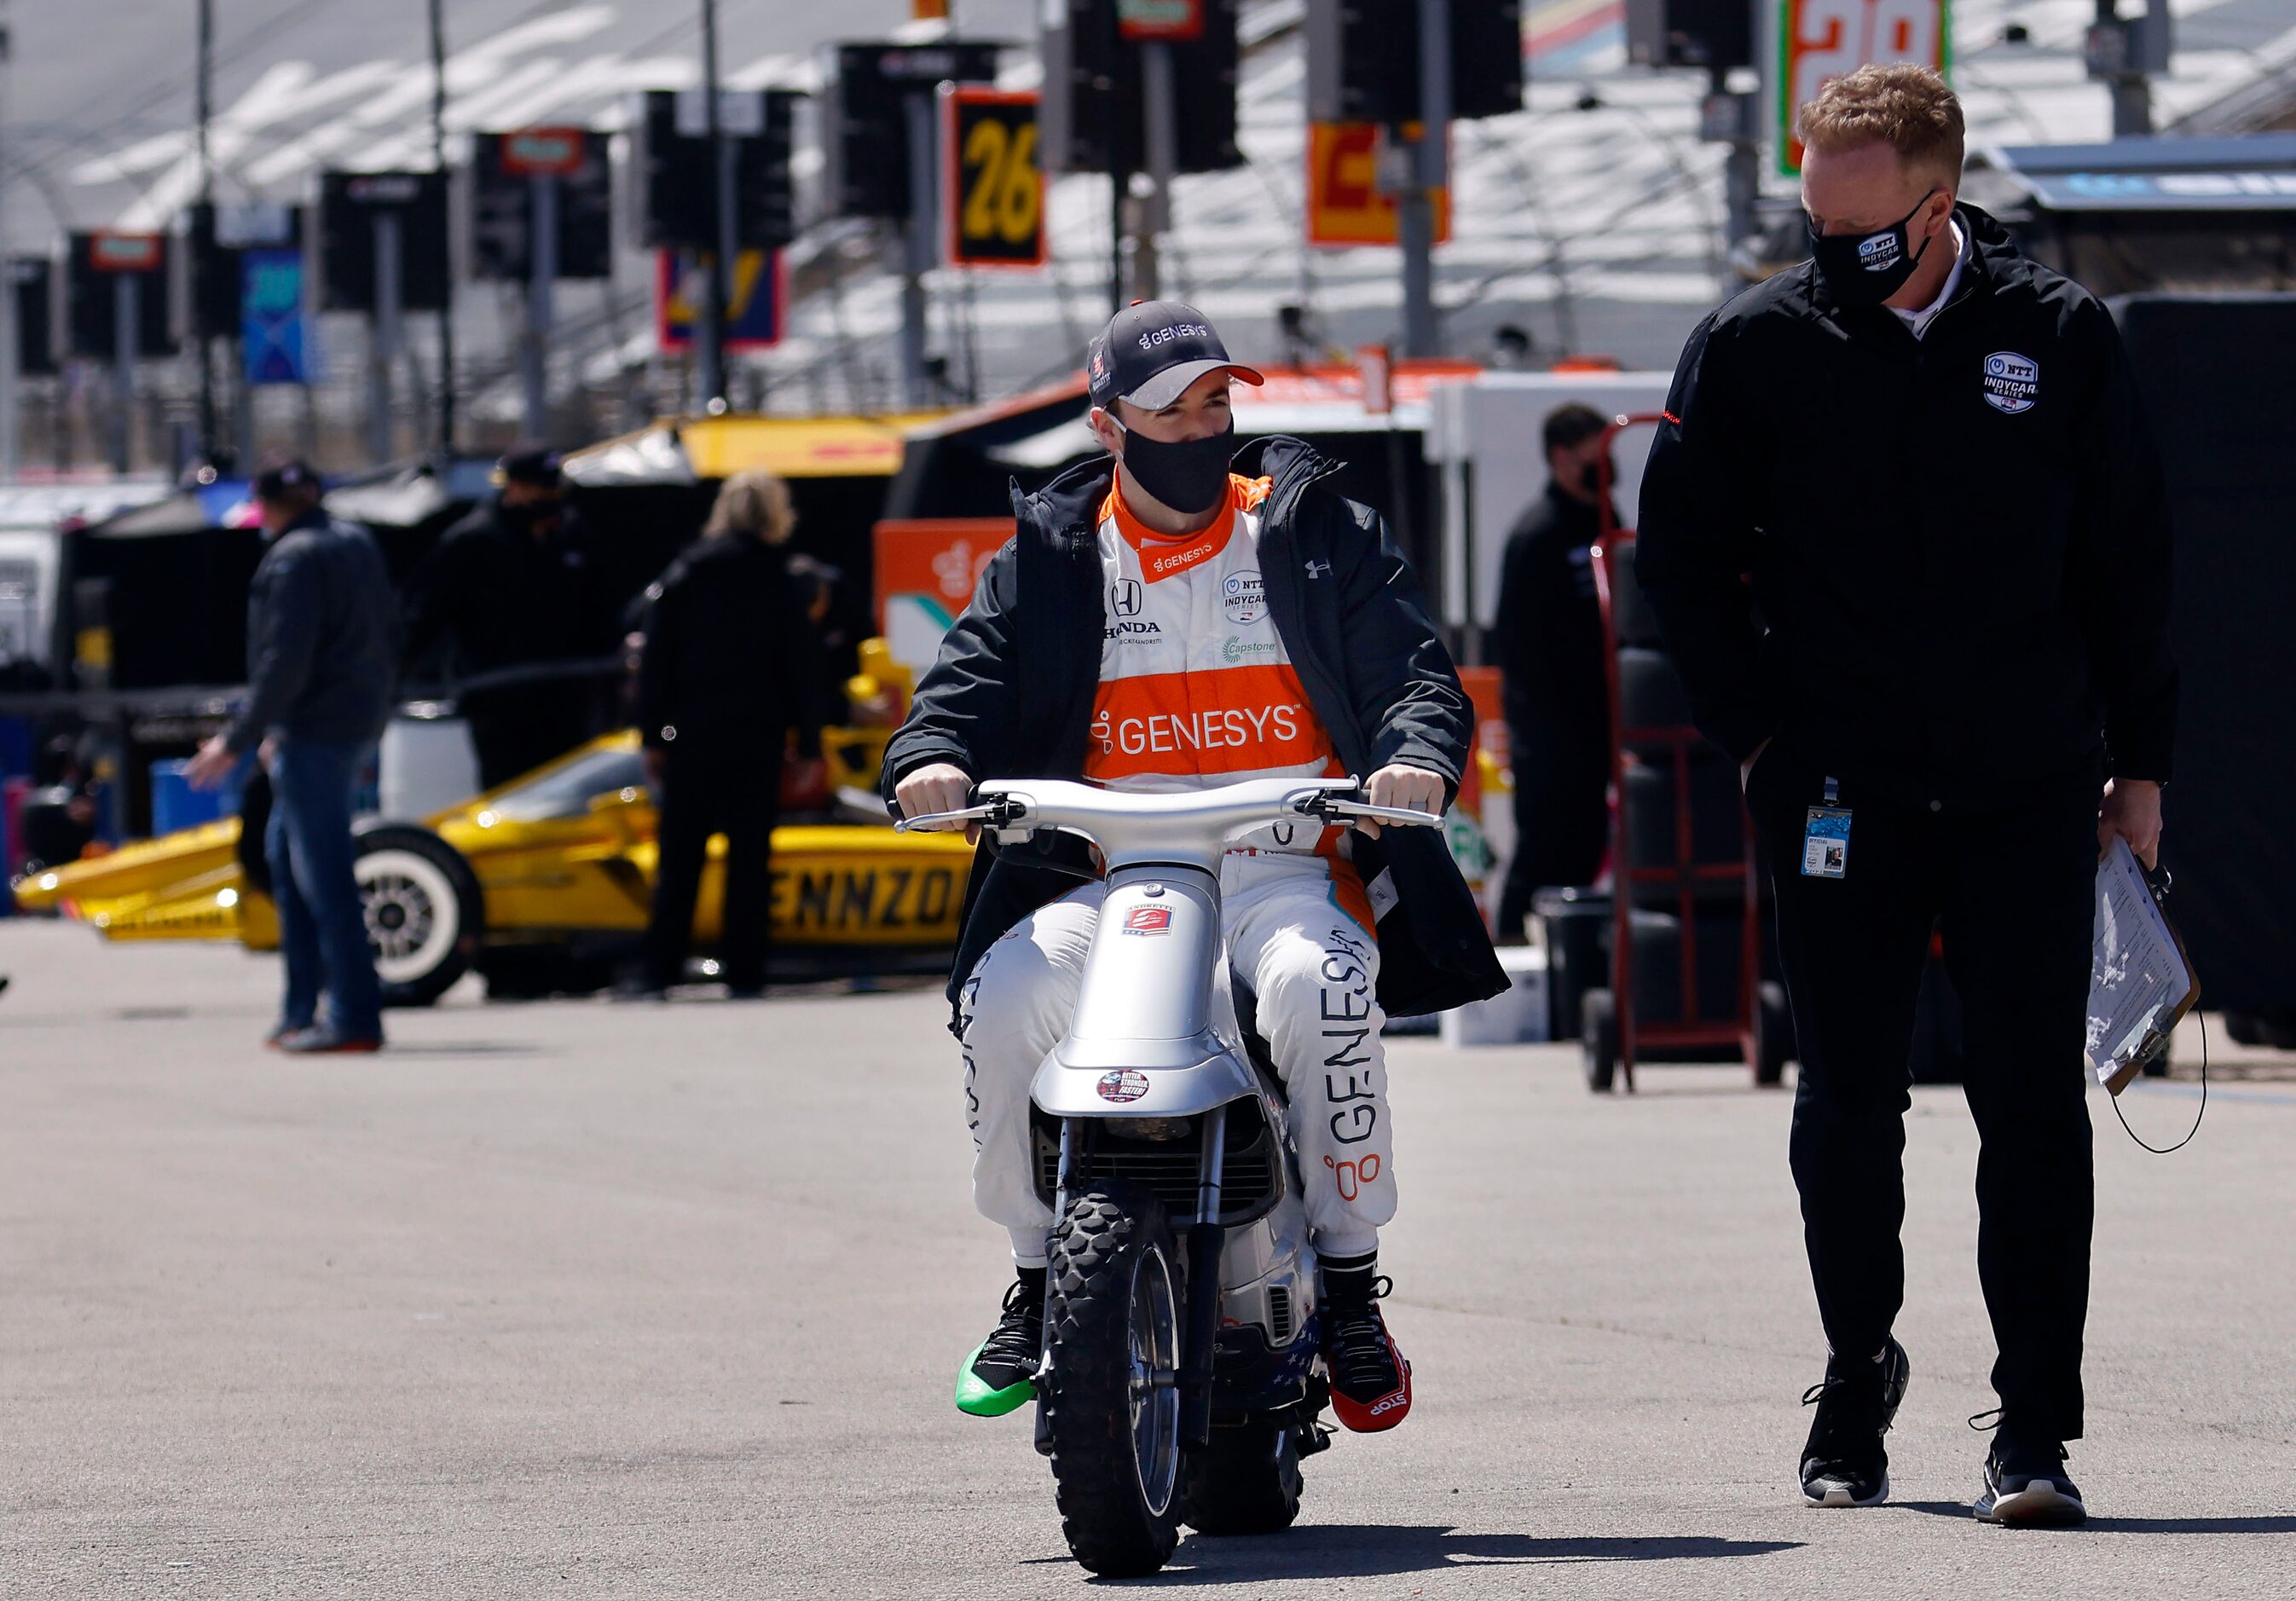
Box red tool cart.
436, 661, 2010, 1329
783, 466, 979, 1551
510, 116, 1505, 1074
1577, 413, 1789, 1091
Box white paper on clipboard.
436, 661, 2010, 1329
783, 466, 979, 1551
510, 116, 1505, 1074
2085, 837, 2198, 1094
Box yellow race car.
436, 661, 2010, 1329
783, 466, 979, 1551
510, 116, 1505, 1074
12, 731, 973, 1005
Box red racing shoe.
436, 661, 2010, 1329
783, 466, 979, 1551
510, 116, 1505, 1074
1324, 1276, 1413, 1432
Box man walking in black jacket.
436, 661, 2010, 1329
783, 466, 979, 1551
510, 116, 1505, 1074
1636, 66, 2175, 1525
188, 460, 399, 1053
404, 448, 609, 789
886, 301, 1505, 1434
1491, 402, 1616, 939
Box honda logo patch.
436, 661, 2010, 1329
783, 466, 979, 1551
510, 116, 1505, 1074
1111, 578, 1142, 616
1982, 351, 2038, 415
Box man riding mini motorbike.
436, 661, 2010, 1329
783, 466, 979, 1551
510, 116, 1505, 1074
886, 301, 1507, 1439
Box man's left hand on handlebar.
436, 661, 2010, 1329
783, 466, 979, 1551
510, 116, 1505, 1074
894, 761, 983, 844
1357, 763, 1446, 837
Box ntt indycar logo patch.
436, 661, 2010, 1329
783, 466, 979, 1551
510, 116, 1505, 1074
1859, 232, 1902, 272
1983, 351, 2039, 415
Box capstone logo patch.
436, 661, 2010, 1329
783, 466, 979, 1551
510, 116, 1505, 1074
1982, 351, 2039, 415
1222, 569, 1266, 624
1221, 636, 1278, 663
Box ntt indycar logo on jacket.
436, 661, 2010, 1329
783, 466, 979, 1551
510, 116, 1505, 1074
1982, 351, 2039, 415
1093, 702, 1305, 757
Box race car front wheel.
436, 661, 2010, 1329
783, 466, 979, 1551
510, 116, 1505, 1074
353, 824, 483, 1008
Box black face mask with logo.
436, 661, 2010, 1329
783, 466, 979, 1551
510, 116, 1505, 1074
1113, 419, 1236, 516
1808, 189, 1942, 307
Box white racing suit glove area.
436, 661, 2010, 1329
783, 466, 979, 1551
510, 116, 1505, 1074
957, 851, 1394, 1268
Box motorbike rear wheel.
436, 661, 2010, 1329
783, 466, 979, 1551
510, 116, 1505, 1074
1183, 1415, 1304, 1535
1043, 1180, 1184, 1577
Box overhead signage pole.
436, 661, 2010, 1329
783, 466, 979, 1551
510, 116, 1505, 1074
697, 0, 728, 410
500, 128, 585, 441
371, 211, 402, 464
0, 8, 17, 482
112, 267, 138, 472
428, 0, 456, 454
1397, 0, 1450, 358
1121, 0, 1200, 303
194, 0, 218, 468
902, 90, 935, 407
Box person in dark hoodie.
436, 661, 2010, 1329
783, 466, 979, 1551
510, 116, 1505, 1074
632, 468, 827, 997
403, 447, 609, 789
1490, 402, 1617, 939
188, 460, 398, 1053
1634, 65, 2175, 1526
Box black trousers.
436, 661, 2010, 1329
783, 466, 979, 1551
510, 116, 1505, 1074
1748, 743, 2098, 1442
645, 748, 781, 991
1495, 714, 1611, 939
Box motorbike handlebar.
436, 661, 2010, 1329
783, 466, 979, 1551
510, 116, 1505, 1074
893, 777, 1441, 840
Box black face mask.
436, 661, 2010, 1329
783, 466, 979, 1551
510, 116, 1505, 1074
1808, 189, 1941, 307
500, 500, 563, 536
1113, 419, 1235, 515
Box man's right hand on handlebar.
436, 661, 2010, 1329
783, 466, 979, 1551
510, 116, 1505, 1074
895, 762, 982, 844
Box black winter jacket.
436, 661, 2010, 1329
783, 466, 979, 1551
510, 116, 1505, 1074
1635, 205, 2177, 807
1491, 481, 1611, 737
637, 536, 828, 762
882, 435, 1507, 1023
224, 509, 399, 754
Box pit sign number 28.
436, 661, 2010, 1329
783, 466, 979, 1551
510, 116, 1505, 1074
1777, 0, 1952, 176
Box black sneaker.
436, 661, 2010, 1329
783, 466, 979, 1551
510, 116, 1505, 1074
1324, 1276, 1412, 1432
954, 1277, 1042, 1417
1799, 1338, 1911, 1506
1976, 1435, 2087, 1527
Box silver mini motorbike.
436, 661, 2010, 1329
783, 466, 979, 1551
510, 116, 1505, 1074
900, 776, 1437, 1577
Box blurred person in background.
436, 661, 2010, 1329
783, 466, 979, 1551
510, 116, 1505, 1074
187, 460, 398, 1054
1490, 402, 1616, 941
630, 469, 829, 998
405, 447, 610, 789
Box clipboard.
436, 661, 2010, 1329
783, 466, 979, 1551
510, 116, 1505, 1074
2085, 837, 2201, 1095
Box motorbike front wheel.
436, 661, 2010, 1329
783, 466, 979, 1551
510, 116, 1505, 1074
1042, 1180, 1184, 1577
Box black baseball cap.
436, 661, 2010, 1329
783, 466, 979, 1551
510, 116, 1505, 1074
252, 458, 320, 500
494, 446, 563, 488
1086, 299, 1264, 412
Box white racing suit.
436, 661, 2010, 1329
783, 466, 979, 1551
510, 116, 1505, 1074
958, 853, 1394, 1265
957, 472, 1398, 1266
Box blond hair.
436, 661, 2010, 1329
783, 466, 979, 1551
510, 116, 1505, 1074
1798, 63, 1965, 188
703, 468, 796, 545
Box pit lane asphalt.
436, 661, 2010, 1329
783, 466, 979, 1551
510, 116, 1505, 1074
3, 920, 2292, 1599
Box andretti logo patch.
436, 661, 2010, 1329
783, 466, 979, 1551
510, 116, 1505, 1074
1983, 351, 2039, 414
1122, 905, 1173, 934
